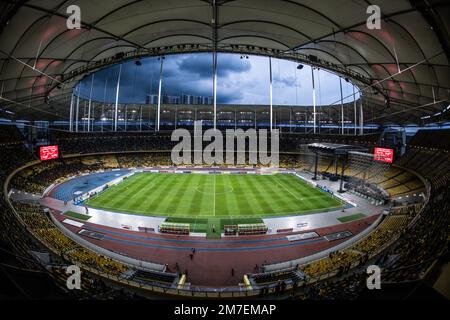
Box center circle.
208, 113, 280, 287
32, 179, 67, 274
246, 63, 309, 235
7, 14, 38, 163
195, 183, 234, 195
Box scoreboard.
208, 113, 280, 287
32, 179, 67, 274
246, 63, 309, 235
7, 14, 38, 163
40, 145, 59, 161
374, 147, 394, 163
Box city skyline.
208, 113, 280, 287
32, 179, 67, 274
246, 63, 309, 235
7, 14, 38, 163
76, 53, 359, 107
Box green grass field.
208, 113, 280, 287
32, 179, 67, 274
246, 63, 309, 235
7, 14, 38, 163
86, 172, 343, 221
63, 211, 91, 221
337, 213, 366, 223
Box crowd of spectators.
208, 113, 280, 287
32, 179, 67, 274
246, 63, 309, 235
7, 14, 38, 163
294, 140, 450, 299
52, 130, 381, 156
14, 202, 129, 276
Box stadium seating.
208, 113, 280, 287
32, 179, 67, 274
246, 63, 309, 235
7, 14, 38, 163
0, 125, 448, 300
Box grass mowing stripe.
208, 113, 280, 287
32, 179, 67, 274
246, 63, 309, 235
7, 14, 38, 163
122, 174, 155, 212
273, 175, 303, 202
160, 174, 191, 214
230, 175, 247, 217
101, 174, 150, 207
213, 173, 216, 216
237, 175, 263, 216
259, 175, 297, 212
189, 174, 208, 231
189, 174, 204, 232
144, 174, 178, 213
114, 174, 156, 208
133, 175, 163, 212
281, 175, 342, 210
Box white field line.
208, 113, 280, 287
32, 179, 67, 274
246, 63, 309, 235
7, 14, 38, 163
273, 175, 304, 202
213, 174, 216, 217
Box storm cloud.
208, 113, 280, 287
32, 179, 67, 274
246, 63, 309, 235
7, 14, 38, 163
76, 53, 358, 106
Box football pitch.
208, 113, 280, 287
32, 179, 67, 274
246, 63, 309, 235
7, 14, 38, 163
86, 172, 343, 222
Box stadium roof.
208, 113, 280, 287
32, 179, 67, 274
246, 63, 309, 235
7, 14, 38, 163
0, 0, 449, 124
308, 142, 368, 154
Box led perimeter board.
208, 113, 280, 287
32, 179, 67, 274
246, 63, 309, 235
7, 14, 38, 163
40, 145, 59, 161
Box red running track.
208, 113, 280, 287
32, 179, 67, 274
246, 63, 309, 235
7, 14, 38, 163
52, 211, 379, 286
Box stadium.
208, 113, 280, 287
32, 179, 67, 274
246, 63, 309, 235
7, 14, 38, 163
0, 0, 449, 304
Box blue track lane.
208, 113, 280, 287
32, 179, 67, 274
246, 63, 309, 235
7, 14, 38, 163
49, 170, 131, 201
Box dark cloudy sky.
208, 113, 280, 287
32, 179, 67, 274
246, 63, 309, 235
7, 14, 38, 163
76, 53, 359, 106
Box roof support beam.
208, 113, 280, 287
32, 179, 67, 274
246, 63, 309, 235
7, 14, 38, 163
212, 0, 219, 129
409, 0, 450, 64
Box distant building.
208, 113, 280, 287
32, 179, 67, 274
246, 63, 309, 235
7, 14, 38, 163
145, 94, 159, 105
201, 96, 213, 105
182, 94, 194, 105
163, 95, 181, 104
147, 94, 213, 105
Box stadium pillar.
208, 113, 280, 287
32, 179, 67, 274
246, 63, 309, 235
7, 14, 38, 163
269, 57, 273, 132
157, 57, 164, 131
140, 105, 143, 131
87, 74, 94, 132
69, 91, 74, 132
124, 105, 127, 131
311, 68, 316, 134
213, 51, 217, 130
114, 64, 122, 132
334, 154, 339, 176
212, 0, 218, 130
92, 104, 95, 132
340, 78, 344, 135
313, 152, 318, 180
353, 85, 357, 135
305, 111, 307, 133
75, 93, 80, 132
174, 106, 177, 129
289, 107, 292, 133
338, 156, 346, 193
234, 105, 237, 130
102, 78, 107, 132
83, 101, 86, 132
359, 98, 364, 135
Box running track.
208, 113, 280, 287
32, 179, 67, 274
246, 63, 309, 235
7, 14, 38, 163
52, 211, 379, 286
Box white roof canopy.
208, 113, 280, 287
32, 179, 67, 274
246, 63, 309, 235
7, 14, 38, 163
0, 0, 449, 124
